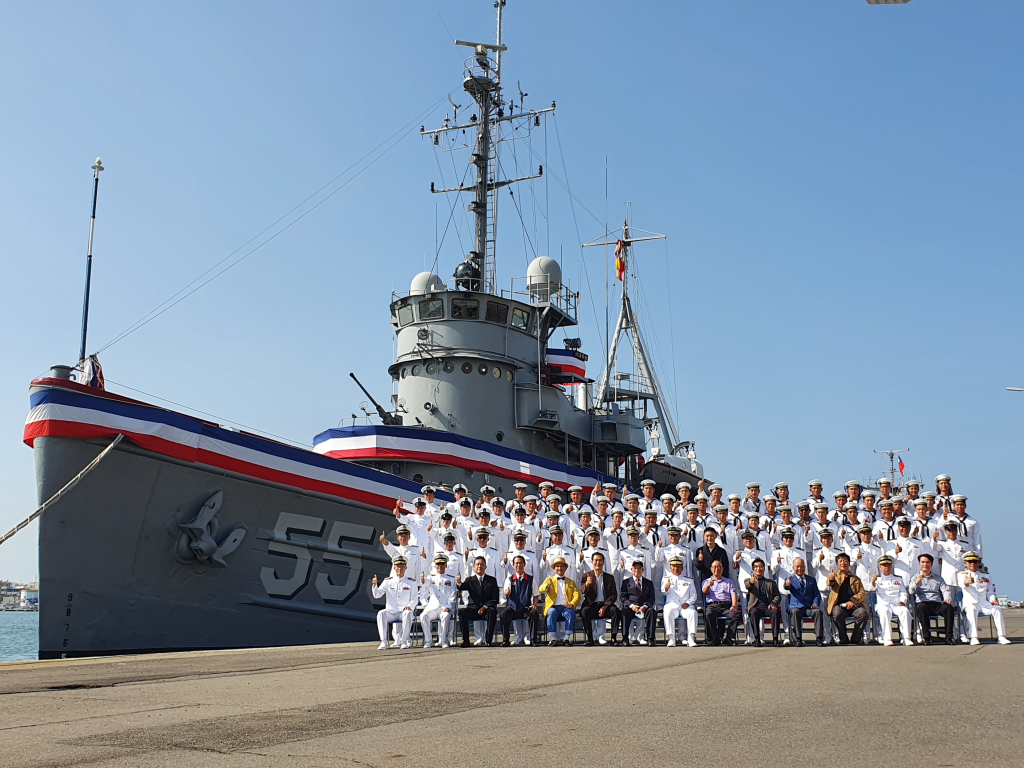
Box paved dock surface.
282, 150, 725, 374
2, 615, 1023, 768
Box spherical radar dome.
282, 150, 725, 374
410, 271, 445, 295
526, 256, 562, 294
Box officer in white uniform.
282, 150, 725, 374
734, 529, 769, 643
887, 517, 921, 586
393, 497, 431, 548
541, 525, 578, 581
772, 526, 801, 643
661, 526, 693, 581
420, 553, 459, 648
420, 485, 442, 520
957, 552, 1011, 645
371, 556, 419, 650
445, 483, 471, 517
580, 527, 611, 575
811, 529, 842, 644
503, 531, 540, 583
617, 526, 653, 579
872, 555, 913, 646
435, 532, 466, 583
661, 556, 699, 647
381, 525, 427, 583
467, 528, 500, 580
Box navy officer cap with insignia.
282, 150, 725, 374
512, 530, 527, 540
433, 553, 448, 564
549, 525, 564, 534
392, 555, 408, 565
396, 524, 411, 534
878, 555, 894, 565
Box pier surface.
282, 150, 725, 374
1, 613, 1022, 768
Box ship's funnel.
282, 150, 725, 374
527, 256, 561, 303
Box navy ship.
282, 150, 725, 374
24, 2, 704, 658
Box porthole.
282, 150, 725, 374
401, 368, 408, 379
425, 362, 436, 375
496, 431, 504, 442
492, 366, 501, 378
506, 370, 514, 382
478, 364, 488, 375
443, 361, 455, 373
461, 362, 473, 374
411, 365, 421, 376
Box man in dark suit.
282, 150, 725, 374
619, 559, 657, 646
695, 528, 731, 587
458, 555, 500, 647
579, 551, 619, 646
744, 558, 783, 646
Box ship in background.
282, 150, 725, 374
23, 1, 703, 658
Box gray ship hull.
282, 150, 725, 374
35, 435, 397, 658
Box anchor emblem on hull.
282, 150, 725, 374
175, 490, 246, 568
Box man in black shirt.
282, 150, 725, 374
695, 528, 730, 586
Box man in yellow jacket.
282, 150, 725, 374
538, 557, 582, 646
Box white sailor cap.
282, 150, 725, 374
808, 479, 823, 487
878, 499, 894, 508
675, 482, 692, 491
602, 482, 618, 490
746, 482, 760, 489
861, 490, 877, 498
892, 495, 905, 504
833, 490, 848, 499
523, 494, 539, 502
640, 479, 656, 487
513, 482, 529, 490
546, 494, 562, 504
538, 481, 555, 489
913, 498, 928, 507
694, 492, 709, 501
761, 494, 776, 502
778, 505, 792, 513
480, 485, 495, 494
708, 483, 723, 491
844, 480, 861, 489
660, 493, 676, 501
596, 495, 610, 504
773, 482, 788, 489
685, 504, 699, 512
727, 493, 741, 502
453, 483, 468, 493
624, 493, 640, 502
921, 491, 937, 499
714, 504, 729, 513
421, 485, 436, 494
950, 494, 967, 503
567, 485, 583, 493
843, 501, 858, 511
935, 474, 951, 483
796, 500, 811, 509
545, 508, 561, 517
905, 479, 921, 487
877, 477, 892, 486
814, 502, 830, 510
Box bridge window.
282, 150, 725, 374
418, 298, 444, 320
485, 301, 508, 324
451, 298, 480, 319
511, 307, 530, 332
397, 304, 414, 326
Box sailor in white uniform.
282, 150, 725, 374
811, 529, 842, 643
638, 479, 662, 516
950, 494, 983, 556
675, 481, 693, 510
957, 552, 1011, 645
467, 528, 501, 580
617, 526, 652, 579
420, 553, 459, 648
435, 532, 467, 583
541, 525, 578, 581
809, 503, 839, 552
372, 557, 419, 650
591, 481, 623, 512
506, 482, 530, 517
830, 490, 850, 523
734, 529, 769, 643
508, 506, 542, 555
805, 479, 827, 510
564, 485, 595, 525
872, 555, 913, 646
660, 526, 693, 581
741, 482, 762, 518
661, 556, 699, 647
659, 494, 677, 526
887, 517, 921, 586
445, 483, 471, 517
772, 526, 802, 643
420, 485, 442, 521
393, 497, 431, 548
503, 531, 540, 583
381, 525, 427, 583
873, 500, 900, 545
679, 505, 706, 550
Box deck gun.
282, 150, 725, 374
349, 373, 400, 426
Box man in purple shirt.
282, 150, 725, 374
702, 559, 740, 645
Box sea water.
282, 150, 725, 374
0, 612, 38, 662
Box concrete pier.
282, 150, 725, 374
1, 613, 1022, 768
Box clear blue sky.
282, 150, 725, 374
1, 1, 1022, 595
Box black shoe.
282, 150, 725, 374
622, 639, 632, 647
774, 637, 783, 647
648, 639, 657, 647
564, 639, 573, 647
459, 641, 471, 648
548, 639, 558, 647
584, 640, 594, 647
501, 640, 511, 647
796, 640, 805, 648
753, 638, 762, 648
946, 638, 956, 646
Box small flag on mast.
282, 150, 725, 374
897, 455, 905, 476
614, 240, 625, 281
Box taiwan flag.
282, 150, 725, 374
897, 455, 906, 476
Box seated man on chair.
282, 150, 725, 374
500, 554, 539, 646
701, 559, 740, 646
579, 551, 619, 646
744, 558, 783, 647
785, 557, 823, 647
620, 558, 658, 646
457, 556, 500, 647
662, 555, 699, 647
538, 557, 582, 646
371, 556, 419, 650
826, 553, 869, 645
872, 555, 913, 647
909, 552, 955, 645
958, 551, 1012, 645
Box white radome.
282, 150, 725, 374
410, 272, 444, 295
527, 256, 562, 299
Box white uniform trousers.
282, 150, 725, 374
419, 606, 453, 647
663, 602, 698, 642
875, 602, 911, 644
377, 608, 414, 647
963, 602, 1007, 640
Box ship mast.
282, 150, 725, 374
423, 1, 551, 295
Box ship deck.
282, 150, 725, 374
1, 612, 1022, 767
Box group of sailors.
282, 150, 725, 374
370, 475, 1010, 650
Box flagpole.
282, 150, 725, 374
79, 157, 104, 363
